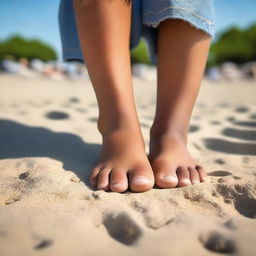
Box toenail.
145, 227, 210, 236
161, 176, 178, 183
133, 177, 151, 185
180, 179, 191, 185
191, 180, 200, 184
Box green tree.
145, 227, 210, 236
131, 39, 151, 65
245, 24, 256, 59
0, 35, 57, 62
208, 24, 256, 66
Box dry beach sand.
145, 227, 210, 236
0, 74, 256, 256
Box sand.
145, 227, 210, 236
0, 73, 255, 256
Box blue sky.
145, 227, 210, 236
1, 0, 256, 59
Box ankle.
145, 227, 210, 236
150, 126, 188, 144
97, 114, 141, 136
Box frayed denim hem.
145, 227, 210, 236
143, 6, 215, 37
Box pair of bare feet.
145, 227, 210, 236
73, 2, 210, 193
89, 124, 206, 192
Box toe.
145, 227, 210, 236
110, 168, 128, 192
177, 167, 191, 187
89, 167, 101, 186
188, 167, 200, 184
129, 166, 154, 192
97, 168, 111, 191
196, 165, 207, 182
154, 168, 178, 188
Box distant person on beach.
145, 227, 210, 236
59, 0, 214, 192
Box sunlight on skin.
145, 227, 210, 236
74, 1, 210, 192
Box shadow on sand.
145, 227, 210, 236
0, 119, 101, 183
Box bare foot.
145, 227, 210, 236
89, 127, 154, 192
149, 132, 207, 188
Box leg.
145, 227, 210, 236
149, 19, 211, 188
73, 0, 154, 192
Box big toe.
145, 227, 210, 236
129, 167, 154, 192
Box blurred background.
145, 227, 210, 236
0, 3, 256, 254
0, 0, 256, 81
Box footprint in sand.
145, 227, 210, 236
226, 116, 235, 122
216, 183, 256, 218
232, 176, 241, 180
203, 138, 256, 155
45, 111, 70, 120
205, 113, 256, 154
131, 201, 174, 230
189, 125, 200, 133
34, 239, 53, 250
222, 128, 256, 141
5, 197, 20, 205
69, 97, 80, 103
88, 117, 98, 123
210, 120, 221, 125
208, 170, 232, 177
18, 171, 30, 180
234, 120, 256, 128
235, 106, 249, 113
199, 231, 236, 253
183, 192, 224, 216
250, 114, 256, 120
103, 213, 142, 245
214, 159, 226, 165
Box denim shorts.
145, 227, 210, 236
59, 0, 215, 65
